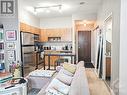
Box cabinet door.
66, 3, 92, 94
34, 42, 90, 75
61, 28, 72, 41
40, 29, 43, 42
20, 22, 31, 33
40, 28, 72, 42
20, 22, 26, 32
35, 28, 40, 35
25, 24, 31, 32
40, 29, 48, 42
30, 26, 34, 34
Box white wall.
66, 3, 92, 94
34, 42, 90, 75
91, 30, 97, 65
72, 13, 97, 21
119, 0, 127, 95
106, 19, 112, 43
18, 0, 40, 27
97, 0, 120, 94
72, 13, 97, 60
40, 16, 72, 29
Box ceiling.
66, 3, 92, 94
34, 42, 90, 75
75, 20, 96, 25
22, 0, 102, 18
75, 20, 95, 31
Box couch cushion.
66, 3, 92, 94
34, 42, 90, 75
56, 70, 73, 85
69, 67, 90, 95
37, 61, 89, 95
76, 61, 84, 68
59, 68, 74, 77
63, 63, 76, 74
46, 78, 70, 95
29, 70, 56, 77
46, 88, 64, 95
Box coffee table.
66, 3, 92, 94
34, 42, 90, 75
26, 70, 56, 89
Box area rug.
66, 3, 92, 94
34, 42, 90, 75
85, 62, 95, 68
28, 88, 40, 95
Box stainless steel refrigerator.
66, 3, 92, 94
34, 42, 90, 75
20, 32, 35, 76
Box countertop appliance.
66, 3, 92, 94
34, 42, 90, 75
20, 32, 35, 77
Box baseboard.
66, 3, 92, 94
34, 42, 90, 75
104, 80, 116, 95
94, 69, 99, 78
91, 61, 94, 64
91, 61, 95, 67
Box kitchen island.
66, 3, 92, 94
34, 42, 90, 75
43, 51, 76, 70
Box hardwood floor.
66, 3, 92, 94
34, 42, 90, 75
86, 69, 111, 95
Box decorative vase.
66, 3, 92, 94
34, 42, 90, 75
13, 68, 20, 78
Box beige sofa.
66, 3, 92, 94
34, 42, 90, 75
37, 61, 90, 95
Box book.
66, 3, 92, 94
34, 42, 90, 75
0, 72, 12, 81
0, 76, 13, 83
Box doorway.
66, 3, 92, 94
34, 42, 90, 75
78, 31, 91, 62
104, 16, 112, 87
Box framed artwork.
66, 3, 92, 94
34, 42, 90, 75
6, 30, 17, 41
0, 29, 4, 41
7, 50, 16, 61
6, 42, 16, 50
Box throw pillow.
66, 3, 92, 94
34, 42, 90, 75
46, 78, 70, 95
46, 88, 64, 95
62, 63, 76, 74
62, 69, 74, 77
56, 70, 73, 85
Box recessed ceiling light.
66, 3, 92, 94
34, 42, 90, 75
80, 2, 85, 5
84, 23, 87, 27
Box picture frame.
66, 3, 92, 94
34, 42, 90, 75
6, 42, 16, 50
6, 30, 17, 41
7, 50, 16, 61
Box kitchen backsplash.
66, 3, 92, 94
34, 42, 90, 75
41, 42, 72, 51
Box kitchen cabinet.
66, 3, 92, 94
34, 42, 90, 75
25, 24, 31, 32
40, 28, 72, 42
61, 28, 72, 41
40, 29, 48, 42
30, 26, 35, 34
35, 28, 41, 35
20, 22, 26, 32
20, 22, 40, 35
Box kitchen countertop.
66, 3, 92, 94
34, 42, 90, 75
44, 53, 75, 56
32, 50, 73, 56
43, 50, 75, 70
44, 50, 72, 53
